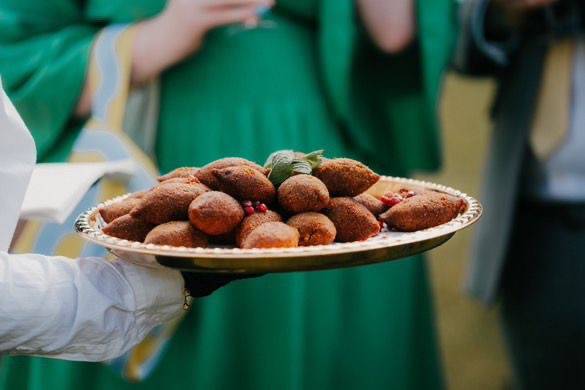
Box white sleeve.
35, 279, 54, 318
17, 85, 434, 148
0, 252, 184, 361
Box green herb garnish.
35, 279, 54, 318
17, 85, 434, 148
264, 149, 324, 186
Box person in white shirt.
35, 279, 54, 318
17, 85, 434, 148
0, 85, 230, 361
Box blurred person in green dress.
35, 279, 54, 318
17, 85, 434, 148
0, 0, 455, 389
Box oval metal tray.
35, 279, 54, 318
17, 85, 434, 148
75, 176, 482, 274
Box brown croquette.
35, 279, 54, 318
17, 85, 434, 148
102, 214, 154, 242
287, 212, 336, 246
99, 153, 465, 246
212, 165, 276, 203
130, 182, 209, 225
99, 194, 144, 223
144, 221, 208, 248
379, 191, 466, 232
325, 197, 380, 242
278, 175, 329, 213
241, 222, 299, 249
235, 210, 282, 247
195, 158, 267, 189
313, 158, 380, 197
157, 176, 201, 185
158, 167, 200, 182
353, 193, 388, 216
188, 191, 244, 235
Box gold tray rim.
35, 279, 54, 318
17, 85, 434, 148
75, 176, 482, 261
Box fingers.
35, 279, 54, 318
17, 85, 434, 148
243, 16, 260, 28
206, 4, 264, 28
182, 272, 262, 298
232, 273, 264, 280
200, 0, 273, 9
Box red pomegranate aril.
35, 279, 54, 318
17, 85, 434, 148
398, 189, 416, 198
244, 206, 255, 216
256, 203, 268, 213
381, 194, 403, 207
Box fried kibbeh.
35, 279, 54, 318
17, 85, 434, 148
158, 167, 200, 182
144, 221, 208, 248
278, 175, 329, 213
241, 222, 299, 249
130, 182, 209, 225
158, 176, 201, 185
379, 191, 466, 232
235, 210, 282, 247
188, 191, 244, 235
99, 194, 144, 223
313, 158, 380, 197
212, 166, 276, 204
353, 193, 388, 216
195, 158, 267, 189
102, 214, 154, 242
97, 150, 471, 248
325, 197, 380, 242
287, 212, 336, 246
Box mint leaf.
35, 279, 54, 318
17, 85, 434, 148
291, 160, 312, 175
303, 150, 324, 169
264, 150, 294, 169
265, 149, 325, 186
268, 161, 294, 186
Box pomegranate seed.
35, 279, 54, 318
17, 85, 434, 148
242, 200, 253, 207
244, 206, 255, 216
381, 194, 403, 207
256, 203, 268, 213
398, 189, 416, 198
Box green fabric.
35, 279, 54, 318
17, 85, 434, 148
0, 0, 97, 162
0, 0, 455, 389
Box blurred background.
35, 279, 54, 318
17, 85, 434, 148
424, 74, 510, 390
5, 0, 584, 388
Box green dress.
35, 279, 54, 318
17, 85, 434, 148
0, 1, 455, 389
